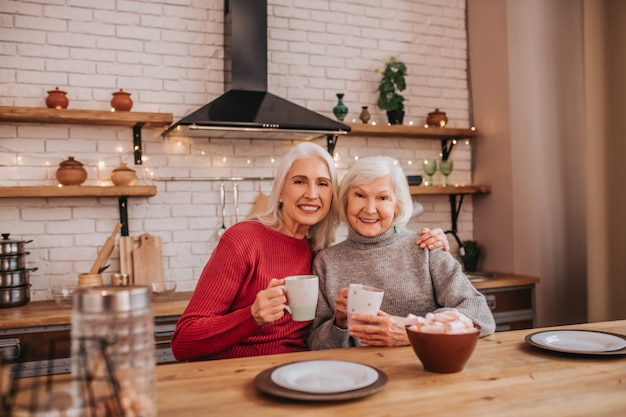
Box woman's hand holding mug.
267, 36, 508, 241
251, 278, 287, 326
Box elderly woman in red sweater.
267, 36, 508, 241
172, 142, 448, 361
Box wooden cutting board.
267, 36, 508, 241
124, 233, 164, 286
248, 190, 269, 216
119, 235, 140, 284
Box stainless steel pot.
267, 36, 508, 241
0, 284, 31, 308
0, 233, 33, 255
0, 267, 37, 288
0, 252, 29, 272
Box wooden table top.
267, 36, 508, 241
153, 320, 625, 417
0, 274, 539, 329
11, 320, 624, 416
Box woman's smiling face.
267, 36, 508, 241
279, 156, 333, 238
346, 176, 397, 237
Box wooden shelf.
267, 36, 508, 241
345, 122, 478, 139
409, 184, 490, 249
0, 185, 157, 198
0, 106, 172, 128
409, 184, 490, 195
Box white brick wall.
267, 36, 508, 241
0, 0, 475, 300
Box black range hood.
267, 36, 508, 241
163, 0, 350, 148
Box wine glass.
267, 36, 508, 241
422, 159, 437, 186
439, 160, 454, 186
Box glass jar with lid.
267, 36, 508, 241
71, 286, 156, 417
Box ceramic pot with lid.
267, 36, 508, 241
426, 108, 448, 128
0, 233, 33, 255
56, 156, 88, 186
45, 87, 69, 109
111, 89, 133, 111
111, 162, 138, 186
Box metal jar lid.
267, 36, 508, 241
74, 285, 151, 313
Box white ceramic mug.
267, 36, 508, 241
279, 275, 319, 321
347, 284, 385, 327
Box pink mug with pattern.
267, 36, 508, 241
347, 284, 384, 327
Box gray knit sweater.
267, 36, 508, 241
307, 226, 496, 350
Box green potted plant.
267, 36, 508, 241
377, 56, 407, 125
460, 240, 481, 272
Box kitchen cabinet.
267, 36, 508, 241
472, 274, 540, 331
0, 106, 171, 235
0, 319, 178, 378
0, 324, 72, 377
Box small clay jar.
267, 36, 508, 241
111, 162, 137, 186
359, 106, 371, 124
111, 89, 133, 111
56, 156, 87, 186
426, 108, 448, 128
46, 87, 69, 109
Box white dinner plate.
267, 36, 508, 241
526, 330, 626, 354
270, 360, 379, 394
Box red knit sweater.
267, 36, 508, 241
172, 221, 313, 361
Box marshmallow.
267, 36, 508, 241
406, 309, 477, 334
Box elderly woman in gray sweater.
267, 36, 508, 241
308, 156, 495, 349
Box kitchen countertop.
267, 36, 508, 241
11, 319, 625, 416
0, 291, 193, 330
467, 272, 539, 290
0, 273, 539, 330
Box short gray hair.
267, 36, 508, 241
254, 142, 340, 252
338, 156, 413, 228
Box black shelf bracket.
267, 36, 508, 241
133, 122, 145, 165
444, 193, 465, 254
118, 196, 129, 236
441, 137, 457, 161
326, 134, 338, 155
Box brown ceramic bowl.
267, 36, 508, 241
111, 162, 138, 186
406, 327, 480, 373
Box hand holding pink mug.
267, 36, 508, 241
347, 284, 385, 327
278, 275, 319, 321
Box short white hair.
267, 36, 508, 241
338, 156, 413, 228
